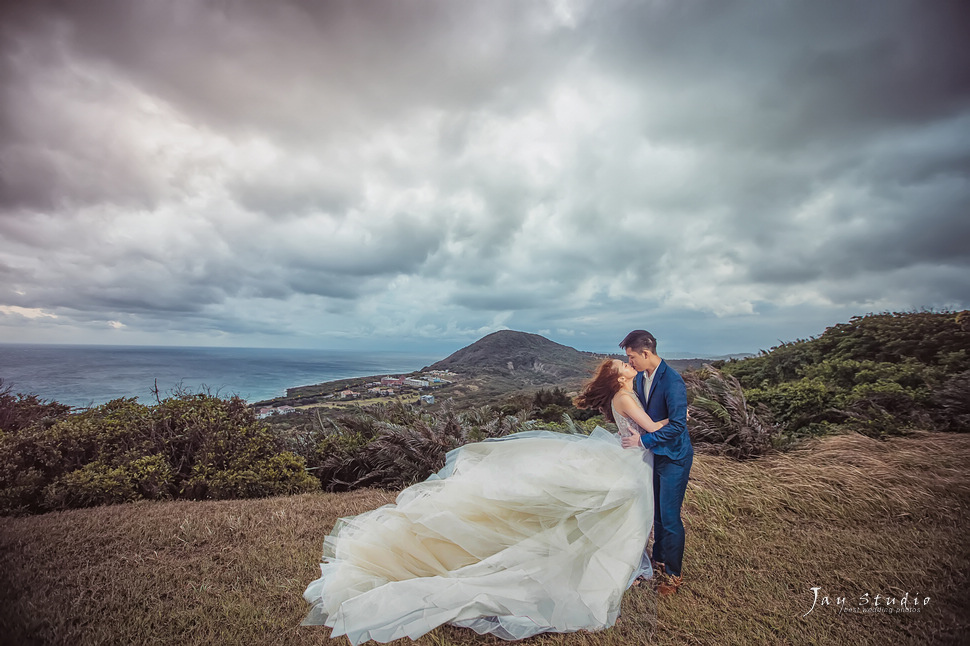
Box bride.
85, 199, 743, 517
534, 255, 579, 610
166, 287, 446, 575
303, 359, 666, 644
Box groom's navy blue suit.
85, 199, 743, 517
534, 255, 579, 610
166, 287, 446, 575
634, 360, 692, 578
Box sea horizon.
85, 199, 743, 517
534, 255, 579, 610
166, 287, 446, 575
0, 343, 442, 408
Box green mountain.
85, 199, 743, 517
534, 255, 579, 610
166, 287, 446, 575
425, 330, 601, 380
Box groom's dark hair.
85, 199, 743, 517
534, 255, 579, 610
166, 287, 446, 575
620, 330, 657, 354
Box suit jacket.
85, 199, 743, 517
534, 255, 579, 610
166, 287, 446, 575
634, 359, 692, 461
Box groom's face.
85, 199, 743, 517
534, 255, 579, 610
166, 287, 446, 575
625, 348, 650, 372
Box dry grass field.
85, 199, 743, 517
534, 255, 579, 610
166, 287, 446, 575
2, 431, 968, 646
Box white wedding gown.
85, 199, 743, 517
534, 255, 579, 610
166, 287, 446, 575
303, 427, 654, 644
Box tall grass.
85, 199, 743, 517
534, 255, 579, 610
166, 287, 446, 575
2, 431, 968, 645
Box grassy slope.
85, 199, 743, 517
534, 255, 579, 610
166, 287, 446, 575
2, 432, 968, 646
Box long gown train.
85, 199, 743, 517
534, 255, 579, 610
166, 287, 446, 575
302, 428, 654, 644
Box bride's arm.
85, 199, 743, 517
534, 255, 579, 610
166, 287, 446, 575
614, 394, 668, 432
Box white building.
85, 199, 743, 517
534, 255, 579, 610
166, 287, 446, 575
257, 405, 297, 418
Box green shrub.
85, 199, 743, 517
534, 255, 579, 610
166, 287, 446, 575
44, 462, 138, 509
745, 378, 834, 433
198, 452, 319, 499
0, 380, 71, 433
0, 464, 47, 516
306, 433, 378, 492
127, 454, 177, 500
0, 393, 318, 516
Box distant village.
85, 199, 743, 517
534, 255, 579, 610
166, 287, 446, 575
255, 369, 457, 418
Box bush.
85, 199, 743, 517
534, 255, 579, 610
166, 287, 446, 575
307, 432, 376, 492
44, 462, 140, 509
0, 380, 71, 433
198, 452, 319, 499
0, 393, 318, 516
744, 378, 834, 434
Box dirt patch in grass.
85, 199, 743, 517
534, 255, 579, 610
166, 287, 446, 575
2, 432, 968, 645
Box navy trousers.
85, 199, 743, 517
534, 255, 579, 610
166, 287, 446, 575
650, 451, 693, 577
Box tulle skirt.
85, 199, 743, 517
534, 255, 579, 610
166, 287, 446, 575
302, 428, 654, 644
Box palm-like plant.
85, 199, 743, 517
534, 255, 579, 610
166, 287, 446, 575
303, 401, 534, 491
684, 365, 777, 458
358, 408, 466, 489
461, 405, 525, 440
304, 407, 384, 492
930, 370, 970, 433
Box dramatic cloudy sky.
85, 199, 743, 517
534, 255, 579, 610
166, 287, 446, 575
1, 0, 968, 356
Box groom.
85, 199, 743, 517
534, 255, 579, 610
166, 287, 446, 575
619, 330, 692, 596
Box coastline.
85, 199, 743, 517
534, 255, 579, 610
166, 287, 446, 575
0, 344, 440, 409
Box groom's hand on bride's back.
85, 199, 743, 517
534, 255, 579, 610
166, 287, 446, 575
621, 435, 643, 449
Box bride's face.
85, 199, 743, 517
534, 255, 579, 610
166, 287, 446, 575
613, 360, 638, 381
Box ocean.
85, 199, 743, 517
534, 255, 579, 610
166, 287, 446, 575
0, 344, 441, 408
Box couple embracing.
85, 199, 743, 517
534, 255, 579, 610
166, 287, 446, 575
575, 329, 693, 596
303, 330, 693, 645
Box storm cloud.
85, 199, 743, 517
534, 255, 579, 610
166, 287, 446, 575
1, 0, 968, 355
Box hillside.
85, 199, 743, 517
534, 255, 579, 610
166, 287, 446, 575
425, 330, 602, 379
255, 331, 602, 408
3, 431, 967, 645
716, 310, 970, 437
252, 330, 735, 410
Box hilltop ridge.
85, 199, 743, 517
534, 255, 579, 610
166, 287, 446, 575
425, 329, 711, 379
424, 330, 601, 379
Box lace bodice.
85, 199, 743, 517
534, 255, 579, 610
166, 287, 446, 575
612, 394, 647, 438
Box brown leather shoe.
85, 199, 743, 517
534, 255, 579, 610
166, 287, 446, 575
658, 573, 683, 596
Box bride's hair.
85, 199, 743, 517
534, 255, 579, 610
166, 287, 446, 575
573, 359, 623, 423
